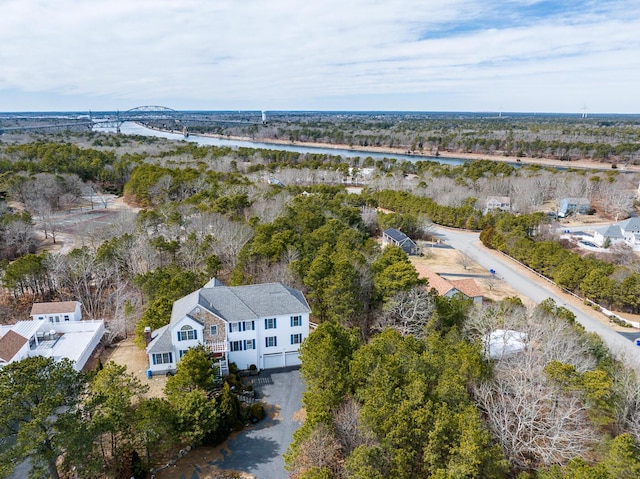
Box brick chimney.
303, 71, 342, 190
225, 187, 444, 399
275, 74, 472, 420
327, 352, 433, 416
144, 326, 152, 346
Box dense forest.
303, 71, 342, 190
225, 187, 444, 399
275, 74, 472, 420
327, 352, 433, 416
2, 127, 640, 478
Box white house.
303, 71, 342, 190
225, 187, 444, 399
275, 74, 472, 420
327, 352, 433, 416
594, 218, 640, 251
30, 301, 82, 322
0, 318, 104, 371
145, 279, 311, 375
483, 196, 511, 214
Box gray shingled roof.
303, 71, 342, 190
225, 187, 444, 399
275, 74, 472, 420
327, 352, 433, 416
147, 325, 173, 354
597, 224, 624, 239
383, 228, 410, 243
199, 282, 310, 321
619, 217, 640, 233
169, 290, 201, 324
229, 283, 311, 318
154, 281, 310, 342
199, 286, 258, 322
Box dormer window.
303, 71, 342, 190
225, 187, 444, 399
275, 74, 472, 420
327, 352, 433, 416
178, 325, 197, 341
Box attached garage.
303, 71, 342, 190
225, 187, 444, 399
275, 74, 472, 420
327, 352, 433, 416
285, 351, 301, 366
263, 353, 284, 369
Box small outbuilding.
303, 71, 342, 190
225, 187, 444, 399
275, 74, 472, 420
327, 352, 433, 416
382, 228, 418, 255
484, 329, 528, 359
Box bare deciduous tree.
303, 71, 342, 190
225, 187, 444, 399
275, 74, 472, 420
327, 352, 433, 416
374, 286, 435, 338
475, 353, 597, 470
599, 183, 633, 220
332, 398, 376, 456
288, 422, 344, 479
457, 251, 474, 271
467, 303, 601, 469
360, 206, 379, 235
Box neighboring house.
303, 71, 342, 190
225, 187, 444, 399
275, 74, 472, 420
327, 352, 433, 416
0, 318, 104, 371
30, 301, 82, 323
382, 228, 419, 256
413, 264, 483, 304
483, 196, 511, 214
145, 278, 311, 375
557, 198, 591, 218
268, 177, 285, 187
594, 217, 640, 250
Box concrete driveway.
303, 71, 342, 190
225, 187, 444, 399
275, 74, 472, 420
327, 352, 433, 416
210, 366, 304, 478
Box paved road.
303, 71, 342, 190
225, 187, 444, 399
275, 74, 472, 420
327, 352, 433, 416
209, 367, 304, 479
433, 227, 640, 367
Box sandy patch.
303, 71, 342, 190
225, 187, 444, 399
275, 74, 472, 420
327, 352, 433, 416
412, 242, 529, 305
100, 338, 167, 397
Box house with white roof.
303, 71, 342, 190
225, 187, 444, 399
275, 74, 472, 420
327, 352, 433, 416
145, 279, 311, 375
594, 217, 640, 251
0, 316, 104, 371
484, 329, 528, 359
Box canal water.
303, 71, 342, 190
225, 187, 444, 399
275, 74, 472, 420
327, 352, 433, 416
108, 121, 469, 166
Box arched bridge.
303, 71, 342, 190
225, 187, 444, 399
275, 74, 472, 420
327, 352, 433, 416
92, 105, 266, 133
0, 106, 266, 135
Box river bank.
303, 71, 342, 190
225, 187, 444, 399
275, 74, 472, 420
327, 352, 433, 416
176, 129, 640, 173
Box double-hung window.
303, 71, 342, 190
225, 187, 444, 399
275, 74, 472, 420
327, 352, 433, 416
210, 325, 218, 335
290, 315, 302, 327
152, 352, 173, 365
265, 318, 277, 329
178, 325, 197, 341
291, 333, 303, 345
244, 339, 256, 350
230, 321, 255, 332
230, 340, 243, 352
265, 336, 277, 348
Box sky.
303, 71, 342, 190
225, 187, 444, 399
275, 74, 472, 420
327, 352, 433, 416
1, 0, 639, 113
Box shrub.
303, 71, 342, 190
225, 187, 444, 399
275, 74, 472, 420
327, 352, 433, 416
247, 403, 266, 422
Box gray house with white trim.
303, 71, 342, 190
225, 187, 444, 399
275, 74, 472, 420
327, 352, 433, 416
382, 228, 418, 255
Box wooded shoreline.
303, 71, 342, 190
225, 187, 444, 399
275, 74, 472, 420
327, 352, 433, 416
182, 129, 640, 173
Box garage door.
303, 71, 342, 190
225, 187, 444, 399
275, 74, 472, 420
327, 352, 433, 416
285, 351, 301, 366
263, 353, 284, 369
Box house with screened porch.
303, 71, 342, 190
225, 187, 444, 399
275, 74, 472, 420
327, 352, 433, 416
145, 278, 311, 376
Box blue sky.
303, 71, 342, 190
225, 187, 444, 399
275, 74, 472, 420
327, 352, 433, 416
1, 0, 639, 113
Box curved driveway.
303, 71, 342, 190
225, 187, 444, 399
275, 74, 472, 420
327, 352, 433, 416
434, 227, 640, 367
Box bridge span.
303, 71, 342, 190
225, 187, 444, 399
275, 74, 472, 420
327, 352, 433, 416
0, 106, 267, 135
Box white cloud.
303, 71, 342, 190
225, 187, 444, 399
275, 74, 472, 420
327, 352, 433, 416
1, 0, 639, 111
